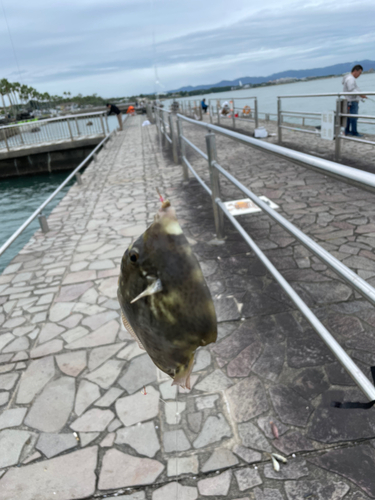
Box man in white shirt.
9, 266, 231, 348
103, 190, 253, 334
342, 64, 367, 137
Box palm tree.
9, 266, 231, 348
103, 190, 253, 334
0, 78, 14, 116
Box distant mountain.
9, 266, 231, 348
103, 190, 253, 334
168, 59, 375, 93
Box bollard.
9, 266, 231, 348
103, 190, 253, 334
75, 172, 83, 185
38, 213, 49, 233
205, 133, 224, 239
176, 118, 189, 181
169, 114, 179, 164
335, 98, 342, 161
277, 98, 282, 144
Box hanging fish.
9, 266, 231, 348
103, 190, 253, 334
117, 198, 217, 389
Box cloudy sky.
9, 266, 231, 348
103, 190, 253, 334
1, 0, 374, 97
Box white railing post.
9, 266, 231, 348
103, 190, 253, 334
66, 119, 74, 141
277, 97, 282, 144
2, 129, 10, 152
100, 115, 106, 135
335, 98, 342, 162
75, 117, 80, 136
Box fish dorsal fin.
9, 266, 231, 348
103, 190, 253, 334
121, 311, 145, 350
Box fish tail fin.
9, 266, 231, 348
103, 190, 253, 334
172, 356, 195, 390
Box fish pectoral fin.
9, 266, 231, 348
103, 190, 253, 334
121, 311, 145, 350
130, 278, 163, 304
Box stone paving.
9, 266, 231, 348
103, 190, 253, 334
0, 114, 375, 499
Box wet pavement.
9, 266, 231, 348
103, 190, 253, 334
0, 114, 374, 499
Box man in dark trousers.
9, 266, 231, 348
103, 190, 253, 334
342, 65, 367, 137
106, 103, 123, 131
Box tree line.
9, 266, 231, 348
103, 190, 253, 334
0, 78, 123, 117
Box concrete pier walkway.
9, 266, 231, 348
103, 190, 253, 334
0, 114, 375, 499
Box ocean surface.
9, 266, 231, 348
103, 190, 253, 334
162, 73, 375, 132
0, 172, 76, 273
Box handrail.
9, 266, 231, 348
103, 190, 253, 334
213, 160, 375, 306
0, 111, 107, 130
277, 92, 375, 160
182, 136, 208, 160
281, 110, 322, 116
175, 114, 375, 305
164, 111, 375, 402
217, 199, 375, 401
280, 125, 319, 134
279, 92, 375, 98
176, 114, 375, 192
340, 113, 375, 120
0, 115, 127, 258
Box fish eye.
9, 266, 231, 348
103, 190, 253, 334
129, 249, 139, 263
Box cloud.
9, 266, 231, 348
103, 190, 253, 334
0, 0, 374, 95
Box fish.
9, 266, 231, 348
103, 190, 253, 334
117, 198, 217, 389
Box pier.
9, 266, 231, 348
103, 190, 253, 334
0, 114, 375, 499
0, 111, 110, 177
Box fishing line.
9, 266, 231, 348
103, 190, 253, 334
175, 385, 179, 498
1, 0, 23, 84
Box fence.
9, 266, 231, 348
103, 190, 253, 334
152, 107, 375, 404
277, 92, 375, 160
0, 115, 127, 259
0, 111, 109, 152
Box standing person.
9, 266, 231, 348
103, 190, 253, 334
342, 65, 367, 137
106, 103, 123, 131
201, 98, 208, 113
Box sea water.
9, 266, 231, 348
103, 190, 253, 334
0, 115, 121, 273
0, 172, 76, 273
162, 73, 375, 132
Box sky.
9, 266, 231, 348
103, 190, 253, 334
1, 0, 374, 98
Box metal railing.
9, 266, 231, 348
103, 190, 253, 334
0, 115, 127, 259
207, 97, 259, 129
166, 97, 278, 127
153, 108, 375, 403
0, 111, 110, 152
154, 106, 178, 163
277, 92, 375, 160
